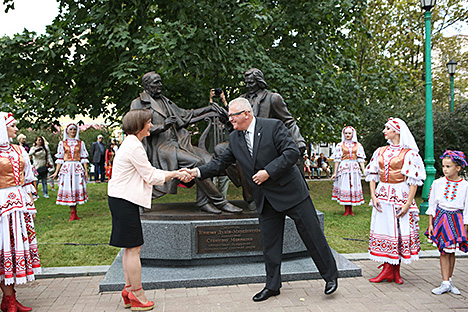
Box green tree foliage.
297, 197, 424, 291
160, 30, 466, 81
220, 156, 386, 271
355, 0, 468, 160
0, 0, 467, 157
0, 0, 366, 143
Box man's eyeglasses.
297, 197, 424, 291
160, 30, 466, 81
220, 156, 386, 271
228, 110, 246, 118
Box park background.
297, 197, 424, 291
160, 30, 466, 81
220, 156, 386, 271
0, 0, 467, 267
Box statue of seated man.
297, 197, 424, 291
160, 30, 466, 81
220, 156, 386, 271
130, 71, 242, 214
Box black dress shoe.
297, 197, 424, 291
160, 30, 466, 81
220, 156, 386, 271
252, 288, 280, 302
324, 278, 338, 295
200, 203, 222, 214
219, 202, 243, 213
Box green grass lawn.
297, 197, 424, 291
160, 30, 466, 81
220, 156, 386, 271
34, 180, 435, 267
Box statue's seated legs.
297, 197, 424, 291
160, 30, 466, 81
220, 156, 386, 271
176, 147, 243, 214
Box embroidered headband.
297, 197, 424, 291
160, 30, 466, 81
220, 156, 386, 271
66, 123, 77, 132
341, 126, 358, 143
386, 118, 400, 133
440, 150, 468, 168
4, 113, 16, 126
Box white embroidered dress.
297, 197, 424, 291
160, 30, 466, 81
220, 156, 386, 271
55, 139, 89, 206
365, 144, 426, 264
332, 142, 365, 205
0, 144, 41, 284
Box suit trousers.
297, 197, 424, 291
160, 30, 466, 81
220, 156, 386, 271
258, 197, 338, 290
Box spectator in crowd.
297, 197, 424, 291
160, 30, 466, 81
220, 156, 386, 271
91, 134, 106, 183
105, 142, 116, 180
29, 136, 54, 199
310, 154, 320, 179
304, 155, 311, 179
318, 153, 331, 178
112, 139, 119, 153
17, 133, 30, 152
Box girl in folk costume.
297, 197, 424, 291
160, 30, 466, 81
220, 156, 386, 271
331, 126, 366, 216
50, 123, 89, 221
0, 112, 41, 312
425, 150, 468, 295
364, 118, 426, 284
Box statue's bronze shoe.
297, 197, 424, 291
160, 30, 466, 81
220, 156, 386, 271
219, 202, 243, 213
200, 203, 222, 214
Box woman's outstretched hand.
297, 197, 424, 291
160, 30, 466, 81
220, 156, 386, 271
174, 169, 193, 183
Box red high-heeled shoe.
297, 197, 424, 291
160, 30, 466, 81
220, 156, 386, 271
121, 285, 132, 309
128, 287, 154, 311
369, 263, 394, 283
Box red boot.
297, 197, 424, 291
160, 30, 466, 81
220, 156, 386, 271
393, 264, 404, 284
3, 294, 17, 312
348, 206, 355, 216
69, 210, 75, 222
1, 292, 31, 312
73, 211, 81, 221
343, 206, 350, 216
369, 263, 394, 283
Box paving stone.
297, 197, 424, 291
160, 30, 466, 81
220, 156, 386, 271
8, 258, 468, 311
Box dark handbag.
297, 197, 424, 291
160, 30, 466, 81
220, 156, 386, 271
37, 166, 48, 175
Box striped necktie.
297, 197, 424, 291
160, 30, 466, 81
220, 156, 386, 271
244, 130, 253, 157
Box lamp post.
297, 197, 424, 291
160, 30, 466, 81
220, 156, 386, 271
420, 0, 436, 214
447, 59, 457, 112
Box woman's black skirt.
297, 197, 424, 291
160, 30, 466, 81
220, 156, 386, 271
108, 196, 144, 248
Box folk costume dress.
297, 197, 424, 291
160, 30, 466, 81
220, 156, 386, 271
425, 176, 468, 254
0, 113, 41, 285
365, 118, 426, 265
332, 127, 366, 206
55, 124, 89, 206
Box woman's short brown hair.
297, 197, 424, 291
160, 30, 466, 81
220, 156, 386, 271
122, 109, 153, 135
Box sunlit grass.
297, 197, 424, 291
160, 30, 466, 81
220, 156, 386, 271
33, 179, 435, 267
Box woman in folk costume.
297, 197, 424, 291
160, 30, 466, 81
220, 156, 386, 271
331, 126, 366, 216
364, 118, 426, 284
0, 112, 41, 312
50, 123, 89, 221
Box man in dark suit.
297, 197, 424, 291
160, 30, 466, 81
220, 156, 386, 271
90, 134, 106, 182
184, 98, 338, 301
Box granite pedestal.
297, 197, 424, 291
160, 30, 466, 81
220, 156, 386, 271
99, 201, 361, 292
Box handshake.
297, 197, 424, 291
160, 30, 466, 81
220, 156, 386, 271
171, 168, 198, 183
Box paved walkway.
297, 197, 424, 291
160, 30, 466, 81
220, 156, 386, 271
14, 258, 468, 312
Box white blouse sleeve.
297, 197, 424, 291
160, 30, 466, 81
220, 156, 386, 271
129, 144, 166, 186
402, 150, 426, 186
21, 146, 37, 194
333, 143, 343, 162
365, 147, 380, 183
55, 141, 64, 164
357, 143, 366, 163
80, 141, 89, 164
426, 180, 438, 216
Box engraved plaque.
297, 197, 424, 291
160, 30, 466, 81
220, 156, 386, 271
196, 224, 263, 254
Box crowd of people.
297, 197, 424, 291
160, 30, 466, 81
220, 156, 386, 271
0, 72, 467, 311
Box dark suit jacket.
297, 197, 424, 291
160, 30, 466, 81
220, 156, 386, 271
90, 141, 105, 163
199, 118, 309, 213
